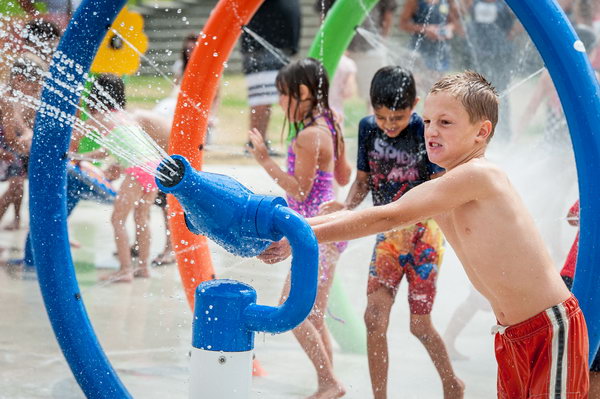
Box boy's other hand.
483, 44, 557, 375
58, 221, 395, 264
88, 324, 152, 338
247, 128, 269, 164
258, 239, 291, 264
319, 200, 346, 215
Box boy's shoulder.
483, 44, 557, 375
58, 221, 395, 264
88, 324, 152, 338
446, 158, 506, 192
358, 114, 377, 130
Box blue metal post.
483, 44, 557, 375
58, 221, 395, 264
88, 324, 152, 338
504, 0, 600, 366
28, 0, 131, 397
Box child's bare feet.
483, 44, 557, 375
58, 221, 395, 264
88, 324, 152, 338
151, 251, 175, 266
443, 377, 465, 399
4, 220, 20, 231
306, 381, 346, 399
133, 267, 150, 278
100, 269, 133, 283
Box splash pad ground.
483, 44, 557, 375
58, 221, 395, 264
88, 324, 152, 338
0, 161, 497, 398
0, 83, 579, 397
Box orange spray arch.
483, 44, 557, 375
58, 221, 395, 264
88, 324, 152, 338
168, 0, 265, 308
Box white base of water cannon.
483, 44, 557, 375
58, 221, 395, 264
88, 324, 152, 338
189, 347, 253, 399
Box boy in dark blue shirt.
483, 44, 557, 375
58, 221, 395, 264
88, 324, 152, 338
321, 66, 463, 398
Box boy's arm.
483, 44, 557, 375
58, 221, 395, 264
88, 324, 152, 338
399, 0, 421, 34
132, 109, 171, 152
259, 164, 492, 264
447, 0, 462, 35
399, 0, 443, 39
248, 127, 319, 201
82, 148, 109, 160
333, 137, 352, 186
320, 171, 370, 214
313, 162, 492, 243
0, 103, 27, 153
344, 170, 370, 209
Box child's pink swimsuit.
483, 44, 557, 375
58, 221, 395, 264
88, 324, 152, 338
106, 125, 158, 193
286, 113, 346, 281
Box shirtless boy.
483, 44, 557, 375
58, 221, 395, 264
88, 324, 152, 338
261, 71, 589, 398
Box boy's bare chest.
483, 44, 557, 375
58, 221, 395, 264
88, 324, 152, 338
434, 205, 482, 249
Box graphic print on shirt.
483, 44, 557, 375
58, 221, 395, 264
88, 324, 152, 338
357, 114, 441, 206
369, 136, 426, 202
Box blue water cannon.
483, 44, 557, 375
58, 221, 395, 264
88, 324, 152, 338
156, 155, 286, 257
155, 155, 319, 397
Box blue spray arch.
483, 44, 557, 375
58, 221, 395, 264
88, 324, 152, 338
28, 0, 600, 397
504, 0, 600, 364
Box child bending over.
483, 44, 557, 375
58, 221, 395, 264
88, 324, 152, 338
73, 74, 170, 282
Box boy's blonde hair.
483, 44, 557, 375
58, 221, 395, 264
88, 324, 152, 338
430, 71, 499, 140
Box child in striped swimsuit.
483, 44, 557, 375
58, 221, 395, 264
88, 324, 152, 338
247, 58, 352, 399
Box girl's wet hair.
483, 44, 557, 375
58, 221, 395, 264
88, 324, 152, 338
275, 57, 343, 157
88, 73, 126, 112
370, 66, 416, 110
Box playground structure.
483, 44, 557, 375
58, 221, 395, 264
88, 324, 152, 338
18, 0, 600, 397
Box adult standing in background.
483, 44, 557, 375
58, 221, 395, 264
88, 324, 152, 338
558, 0, 599, 26
464, 0, 516, 142
399, 0, 459, 90
241, 0, 301, 156
316, 0, 397, 112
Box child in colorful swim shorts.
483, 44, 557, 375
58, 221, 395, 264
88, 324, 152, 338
74, 74, 168, 283
247, 58, 352, 399
560, 199, 600, 397
260, 71, 589, 398
321, 66, 463, 399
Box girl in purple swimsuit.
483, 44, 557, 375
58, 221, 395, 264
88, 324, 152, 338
247, 57, 352, 399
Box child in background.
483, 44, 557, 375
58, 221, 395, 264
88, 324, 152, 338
443, 285, 492, 361
399, 0, 459, 93
247, 57, 352, 399
0, 20, 59, 231
559, 199, 600, 398
0, 55, 47, 231
321, 66, 463, 399
328, 53, 357, 123
73, 74, 170, 282
519, 25, 597, 148
260, 71, 589, 398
